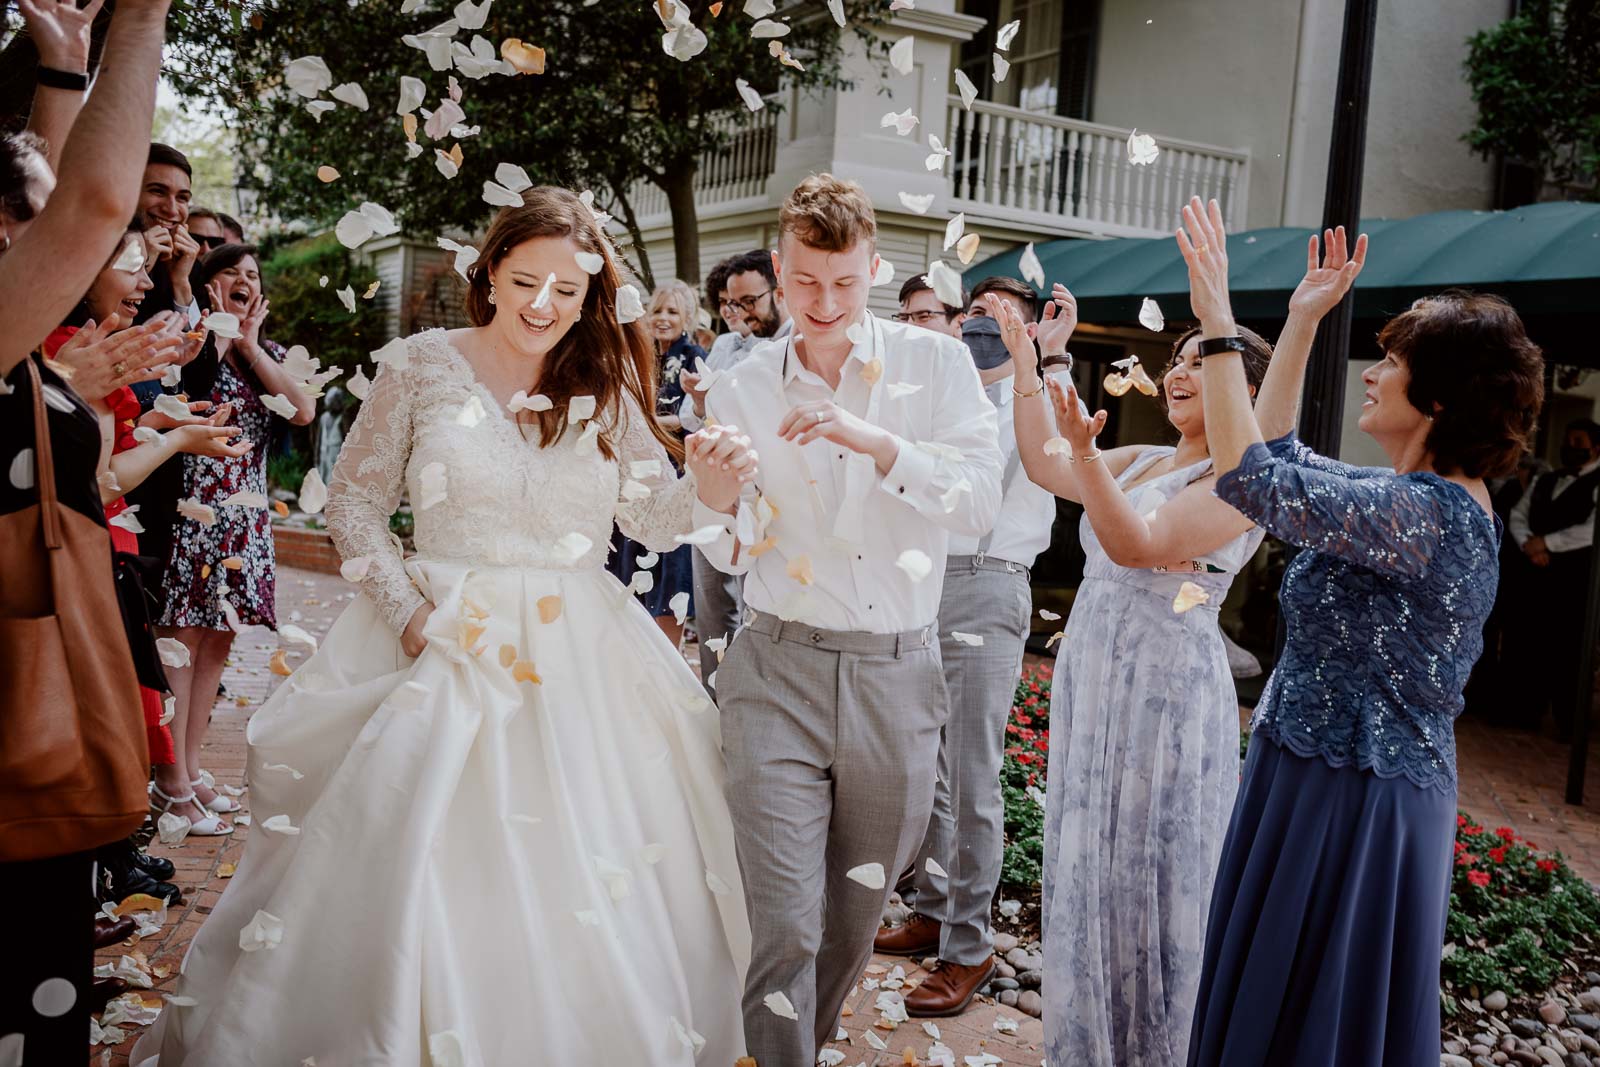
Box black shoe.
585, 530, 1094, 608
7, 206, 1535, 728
130, 848, 175, 882
89, 977, 130, 1015
99, 844, 184, 906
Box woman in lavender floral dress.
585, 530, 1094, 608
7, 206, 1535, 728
150, 244, 315, 837
1177, 196, 1545, 1066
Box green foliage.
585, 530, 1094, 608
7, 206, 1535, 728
161, 0, 887, 283
265, 447, 310, 497
1442, 815, 1600, 1009
1000, 665, 1051, 890
259, 233, 388, 377
1463, 0, 1600, 189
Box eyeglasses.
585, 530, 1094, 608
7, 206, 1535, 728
892, 309, 952, 325
719, 289, 773, 314
195, 234, 226, 250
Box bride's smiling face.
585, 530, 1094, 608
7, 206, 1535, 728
488, 236, 591, 358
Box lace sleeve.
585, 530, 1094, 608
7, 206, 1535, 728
611, 396, 697, 552
1262, 432, 1389, 480
1216, 440, 1450, 580
325, 355, 427, 634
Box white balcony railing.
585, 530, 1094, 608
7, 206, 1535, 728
625, 107, 779, 220
942, 98, 1250, 237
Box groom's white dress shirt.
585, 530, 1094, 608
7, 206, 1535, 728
695, 313, 1003, 633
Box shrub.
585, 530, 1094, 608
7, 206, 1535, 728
265, 448, 310, 497
1442, 816, 1600, 1011
260, 233, 388, 378
1000, 664, 1052, 889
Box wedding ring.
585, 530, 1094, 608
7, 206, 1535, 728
112, 360, 128, 376
1195, 244, 1209, 254
814, 411, 825, 424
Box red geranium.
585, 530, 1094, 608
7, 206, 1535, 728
1489, 846, 1507, 864
1467, 870, 1491, 887
1537, 859, 1558, 874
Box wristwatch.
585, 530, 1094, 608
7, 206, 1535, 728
1196, 336, 1248, 358
37, 66, 90, 92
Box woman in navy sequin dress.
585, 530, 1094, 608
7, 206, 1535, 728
1173, 197, 1545, 1066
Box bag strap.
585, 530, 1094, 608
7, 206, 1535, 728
24, 357, 63, 551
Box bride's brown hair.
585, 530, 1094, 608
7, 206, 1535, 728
463, 186, 681, 463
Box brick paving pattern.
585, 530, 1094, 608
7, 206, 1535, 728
94, 566, 1045, 1064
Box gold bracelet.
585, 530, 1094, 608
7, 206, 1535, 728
1013, 379, 1044, 398
1067, 447, 1102, 464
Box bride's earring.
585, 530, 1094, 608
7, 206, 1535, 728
488, 284, 497, 306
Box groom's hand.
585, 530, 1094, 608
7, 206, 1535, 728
778, 400, 900, 474
687, 425, 758, 514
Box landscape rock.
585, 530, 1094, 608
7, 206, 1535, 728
1486, 993, 1511, 1012
1575, 1016, 1600, 1035
992, 932, 1019, 954
1018, 970, 1042, 990
998, 989, 1019, 1008
1542, 1002, 1569, 1027
1512, 1020, 1548, 1040
1017, 990, 1042, 1018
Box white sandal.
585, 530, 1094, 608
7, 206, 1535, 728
192, 773, 241, 813
150, 782, 235, 836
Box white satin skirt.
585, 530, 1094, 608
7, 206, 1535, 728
133, 559, 750, 1066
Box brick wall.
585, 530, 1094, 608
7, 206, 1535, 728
273, 524, 342, 576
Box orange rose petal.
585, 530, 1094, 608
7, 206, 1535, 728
402, 113, 418, 142
217, 862, 236, 878
221, 556, 244, 570
317, 166, 340, 183
272, 500, 290, 518
1128, 363, 1159, 396
501, 38, 547, 75
785, 554, 815, 586
537, 595, 563, 624
1102, 372, 1133, 397
511, 660, 542, 684
113, 894, 165, 917
499, 643, 518, 668
710, 1, 723, 13
748, 536, 779, 558
200, 563, 212, 580
269, 649, 293, 676
860, 357, 884, 385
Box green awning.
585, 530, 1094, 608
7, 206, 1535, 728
966, 200, 1600, 333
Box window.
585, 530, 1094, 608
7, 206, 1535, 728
956, 0, 1098, 119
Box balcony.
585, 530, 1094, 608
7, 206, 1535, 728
625, 106, 779, 221
941, 98, 1250, 238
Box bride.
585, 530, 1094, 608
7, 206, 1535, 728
135, 186, 758, 1065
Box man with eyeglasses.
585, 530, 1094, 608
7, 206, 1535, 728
680, 249, 793, 698
876, 273, 1067, 1017
186, 206, 228, 253
893, 273, 968, 338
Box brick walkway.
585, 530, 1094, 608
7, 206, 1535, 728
94, 566, 1045, 1064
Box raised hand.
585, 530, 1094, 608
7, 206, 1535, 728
18, 0, 105, 72
1048, 378, 1106, 457
686, 424, 759, 514
52, 316, 181, 400
1034, 284, 1079, 355
1175, 196, 1234, 335
995, 299, 1038, 366
1288, 226, 1368, 320
239, 292, 270, 350
169, 422, 252, 459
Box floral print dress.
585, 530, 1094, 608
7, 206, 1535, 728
157, 342, 287, 631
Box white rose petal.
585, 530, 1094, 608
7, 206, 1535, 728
156, 811, 189, 846
995, 19, 1021, 49
305, 100, 337, 121
494, 162, 533, 192
954, 68, 978, 109
1138, 296, 1165, 332
176, 498, 217, 526
423, 99, 466, 141
942, 212, 965, 251
880, 108, 919, 136
205, 312, 242, 340
845, 862, 886, 889
568, 395, 597, 423
615, 283, 646, 324
1043, 437, 1071, 456
348, 365, 373, 400
574, 251, 605, 273
872, 258, 895, 287
552, 531, 593, 564
889, 36, 915, 76
428, 1030, 466, 1067
670, 591, 690, 624
925, 857, 949, 878
674, 525, 725, 546
330, 81, 369, 110
284, 56, 333, 99
1019, 242, 1045, 289
925, 259, 965, 308
763, 991, 799, 1020
397, 76, 426, 116
993, 52, 1011, 82
750, 18, 790, 38
736, 77, 765, 112
994, 1015, 1020, 1034
744, 0, 776, 15
1127, 128, 1160, 167
895, 549, 933, 582
371, 336, 411, 369
156, 637, 190, 668
238, 909, 285, 952
336, 286, 357, 313
112, 236, 146, 273
508, 390, 553, 414
437, 237, 479, 280
898, 191, 935, 214
950, 631, 984, 646
1040, 608, 1061, 620
454, 0, 491, 29
261, 814, 301, 835
259, 393, 297, 421
297, 469, 328, 514
340, 556, 373, 582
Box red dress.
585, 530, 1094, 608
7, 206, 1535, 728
44, 327, 176, 766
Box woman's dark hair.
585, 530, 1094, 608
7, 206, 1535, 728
705, 259, 732, 311
62, 214, 150, 328
1, 130, 48, 226
1168, 324, 1273, 392
194, 242, 261, 293
464, 185, 680, 463
1377, 290, 1544, 479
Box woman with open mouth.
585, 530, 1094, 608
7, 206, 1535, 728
150, 242, 315, 845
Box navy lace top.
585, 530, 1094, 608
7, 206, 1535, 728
1215, 433, 1501, 792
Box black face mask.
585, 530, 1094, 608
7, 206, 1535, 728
961, 316, 1013, 370
1561, 446, 1593, 471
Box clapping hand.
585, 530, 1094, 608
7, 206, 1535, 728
1175, 196, 1235, 335
52, 315, 182, 399
1288, 226, 1368, 320
1034, 284, 1079, 356
686, 424, 759, 514
1048, 378, 1106, 457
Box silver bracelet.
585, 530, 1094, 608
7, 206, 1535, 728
1067, 447, 1102, 464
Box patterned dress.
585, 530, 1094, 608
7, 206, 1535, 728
157, 342, 286, 631
1043, 448, 1263, 1067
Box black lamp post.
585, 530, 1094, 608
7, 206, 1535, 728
1298, 0, 1381, 457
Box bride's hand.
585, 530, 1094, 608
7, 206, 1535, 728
1176, 195, 1235, 335
686, 425, 758, 515
400, 603, 433, 658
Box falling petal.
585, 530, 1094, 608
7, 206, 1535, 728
750, 18, 789, 37
993, 52, 1010, 82
482, 179, 522, 208
336, 286, 357, 313
785, 555, 815, 586
1138, 297, 1164, 332
670, 591, 691, 624
261, 814, 300, 836
763, 991, 799, 1020
205, 312, 242, 339
616, 283, 646, 323
950, 631, 984, 646
1128, 362, 1159, 396
846, 861, 886, 889
574, 250, 605, 273
995, 19, 1021, 49
1019, 242, 1045, 289
501, 38, 546, 74
735, 77, 765, 111
371, 336, 412, 370
437, 238, 479, 280
156, 637, 191, 668
942, 213, 965, 251
860, 357, 884, 386
330, 82, 369, 111
898, 191, 935, 214
568, 395, 597, 423
1103, 373, 1134, 397
925, 259, 964, 307
895, 549, 932, 582
1173, 581, 1210, 614
397, 76, 426, 116
954, 68, 978, 109
552, 531, 593, 564
112, 237, 145, 273
269, 649, 294, 676
889, 36, 914, 76
1127, 128, 1160, 166
284, 56, 333, 98
880, 108, 919, 136
508, 390, 553, 414
956, 232, 981, 265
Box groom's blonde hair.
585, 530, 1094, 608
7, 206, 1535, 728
779, 174, 876, 253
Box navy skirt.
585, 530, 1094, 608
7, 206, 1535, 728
1187, 735, 1455, 1067
608, 536, 695, 620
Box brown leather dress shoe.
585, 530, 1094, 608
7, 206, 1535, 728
94, 914, 137, 949
904, 958, 997, 1017
872, 912, 942, 957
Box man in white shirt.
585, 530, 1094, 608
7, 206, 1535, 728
875, 275, 1061, 1014
1509, 418, 1600, 736
681, 251, 794, 694
693, 174, 1002, 1063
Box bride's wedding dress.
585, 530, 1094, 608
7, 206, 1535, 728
134, 329, 750, 1066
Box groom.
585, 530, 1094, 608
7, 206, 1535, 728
695, 174, 1002, 1064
